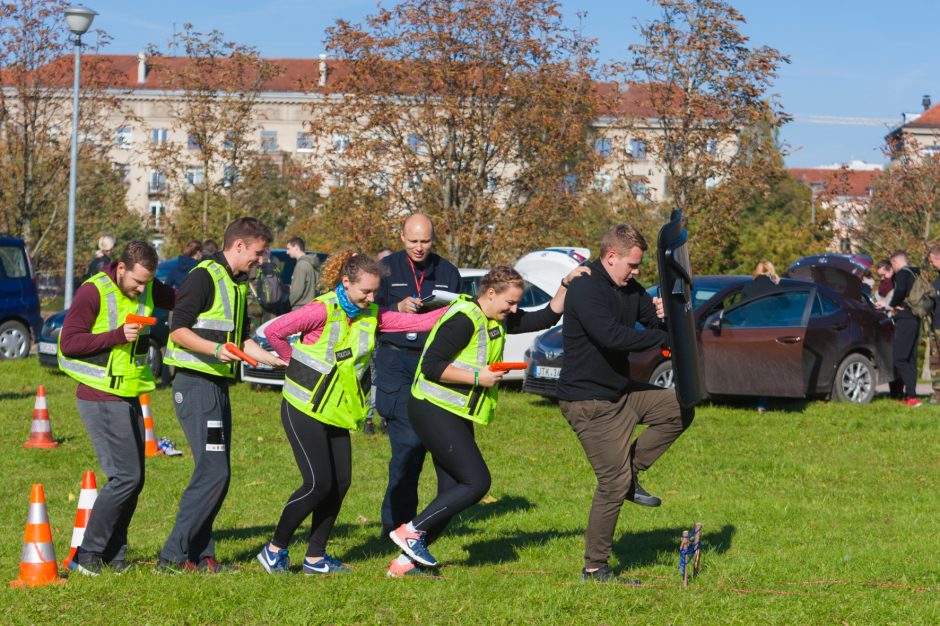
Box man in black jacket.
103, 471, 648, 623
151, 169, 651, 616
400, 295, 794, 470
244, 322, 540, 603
557, 223, 692, 582
888, 250, 922, 407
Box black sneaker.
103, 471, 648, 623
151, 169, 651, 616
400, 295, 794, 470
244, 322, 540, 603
580, 565, 616, 582
363, 420, 376, 435
108, 559, 133, 575
626, 475, 661, 507
157, 557, 197, 574
69, 551, 104, 577
197, 557, 236, 573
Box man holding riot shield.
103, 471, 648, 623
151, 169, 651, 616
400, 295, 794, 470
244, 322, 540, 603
557, 222, 695, 582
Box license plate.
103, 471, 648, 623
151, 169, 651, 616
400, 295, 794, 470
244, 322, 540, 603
38, 342, 57, 355
534, 366, 560, 379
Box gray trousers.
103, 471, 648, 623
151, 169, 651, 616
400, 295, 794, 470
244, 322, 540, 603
76, 398, 145, 562
160, 372, 232, 563
560, 383, 690, 570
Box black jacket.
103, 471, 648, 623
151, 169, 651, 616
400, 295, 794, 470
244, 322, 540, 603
889, 265, 919, 320
556, 259, 668, 402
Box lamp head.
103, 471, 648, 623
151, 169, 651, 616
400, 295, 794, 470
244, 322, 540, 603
64, 5, 97, 36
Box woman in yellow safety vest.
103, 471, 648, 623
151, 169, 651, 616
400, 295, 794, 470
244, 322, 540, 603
256, 251, 447, 576
386, 263, 588, 577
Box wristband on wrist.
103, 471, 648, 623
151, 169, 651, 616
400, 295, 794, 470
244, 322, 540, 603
214, 343, 223, 358
561, 277, 570, 288
474, 370, 479, 386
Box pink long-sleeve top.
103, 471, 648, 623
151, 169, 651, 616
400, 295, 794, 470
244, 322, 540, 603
265, 299, 449, 362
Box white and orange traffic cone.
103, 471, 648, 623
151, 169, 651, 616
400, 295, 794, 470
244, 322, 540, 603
139, 394, 162, 458
10, 484, 62, 588
61, 471, 97, 570
24, 385, 58, 449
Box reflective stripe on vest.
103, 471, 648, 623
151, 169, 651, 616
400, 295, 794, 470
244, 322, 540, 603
282, 292, 377, 429
57, 272, 155, 396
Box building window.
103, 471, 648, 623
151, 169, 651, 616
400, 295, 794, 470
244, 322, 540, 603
593, 173, 613, 193
112, 162, 130, 184
223, 131, 239, 150
593, 138, 612, 158
115, 127, 132, 148
149, 201, 164, 229
296, 132, 314, 152
151, 128, 168, 144
187, 134, 201, 150
923, 145, 940, 157
149, 171, 167, 193
705, 139, 718, 155
185, 167, 204, 186
330, 168, 347, 188
629, 179, 649, 200
407, 134, 427, 155
332, 133, 350, 154
222, 166, 239, 188
261, 130, 278, 153
629, 139, 647, 160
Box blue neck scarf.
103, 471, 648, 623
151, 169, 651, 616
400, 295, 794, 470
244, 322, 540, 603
335, 283, 362, 318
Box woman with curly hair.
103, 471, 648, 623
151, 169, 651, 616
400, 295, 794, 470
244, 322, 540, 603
256, 250, 447, 576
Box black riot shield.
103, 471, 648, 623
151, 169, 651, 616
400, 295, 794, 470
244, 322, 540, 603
656, 210, 705, 408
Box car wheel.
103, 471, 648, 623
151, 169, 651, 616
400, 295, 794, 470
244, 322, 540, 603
832, 353, 875, 404
649, 361, 675, 389
146, 339, 163, 378
0, 320, 31, 359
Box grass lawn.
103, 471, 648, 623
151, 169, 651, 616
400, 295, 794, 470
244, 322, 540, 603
0, 358, 938, 624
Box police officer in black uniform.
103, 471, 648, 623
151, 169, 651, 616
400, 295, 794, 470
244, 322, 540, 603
374, 214, 461, 536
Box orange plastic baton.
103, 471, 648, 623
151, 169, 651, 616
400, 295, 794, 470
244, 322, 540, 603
224, 342, 259, 367
489, 362, 528, 372
125, 314, 157, 326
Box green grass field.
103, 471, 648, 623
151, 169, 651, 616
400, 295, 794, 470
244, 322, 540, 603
0, 358, 938, 624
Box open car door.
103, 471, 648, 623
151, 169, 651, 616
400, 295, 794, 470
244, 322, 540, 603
701, 287, 815, 398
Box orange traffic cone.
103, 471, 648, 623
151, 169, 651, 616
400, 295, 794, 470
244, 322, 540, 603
24, 385, 59, 448
139, 394, 162, 458
62, 471, 97, 569
10, 484, 62, 588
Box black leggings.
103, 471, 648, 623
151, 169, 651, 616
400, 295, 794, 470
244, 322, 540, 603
409, 396, 491, 544
272, 399, 351, 558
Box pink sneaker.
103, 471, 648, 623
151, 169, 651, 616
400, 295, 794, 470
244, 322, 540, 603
901, 397, 922, 408
389, 524, 438, 567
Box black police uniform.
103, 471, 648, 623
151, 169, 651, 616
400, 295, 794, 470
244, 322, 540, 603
374, 250, 461, 534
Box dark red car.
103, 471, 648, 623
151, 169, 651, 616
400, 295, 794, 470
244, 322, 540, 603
523, 267, 892, 404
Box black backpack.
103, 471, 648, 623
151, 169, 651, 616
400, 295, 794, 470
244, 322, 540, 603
253, 262, 284, 313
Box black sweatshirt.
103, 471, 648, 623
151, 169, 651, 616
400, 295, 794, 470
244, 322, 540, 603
889, 265, 919, 320
420, 302, 561, 394
556, 259, 668, 402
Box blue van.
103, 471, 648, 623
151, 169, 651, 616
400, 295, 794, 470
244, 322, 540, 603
0, 235, 42, 359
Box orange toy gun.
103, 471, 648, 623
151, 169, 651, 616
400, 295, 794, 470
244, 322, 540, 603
224, 342, 259, 367
489, 362, 528, 372
125, 314, 157, 326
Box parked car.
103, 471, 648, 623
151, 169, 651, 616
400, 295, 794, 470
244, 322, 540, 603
241, 247, 590, 386
0, 235, 43, 359
523, 267, 893, 404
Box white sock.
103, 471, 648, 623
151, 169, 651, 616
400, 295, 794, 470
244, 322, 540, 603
396, 554, 413, 565
405, 522, 417, 533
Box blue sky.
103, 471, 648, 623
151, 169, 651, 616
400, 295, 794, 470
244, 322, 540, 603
84, 0, 940, 168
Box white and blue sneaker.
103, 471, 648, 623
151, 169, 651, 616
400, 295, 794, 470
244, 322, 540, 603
389, 524, 439, 568
303, 553, 350, 575
257, 544, 290, 574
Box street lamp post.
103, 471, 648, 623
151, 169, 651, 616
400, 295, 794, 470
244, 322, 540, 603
63, 5, 97, 309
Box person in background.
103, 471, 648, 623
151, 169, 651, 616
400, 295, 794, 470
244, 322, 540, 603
874, 260, 895, 311
888, 250, 922, 407
202, 239, 219, 256
286, 236, 320, 310
374, 214, 462, 538
166, 240, 202, 290
742, 260, 781, 412
82, 234, 116, 284
927, 247, 940, 404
